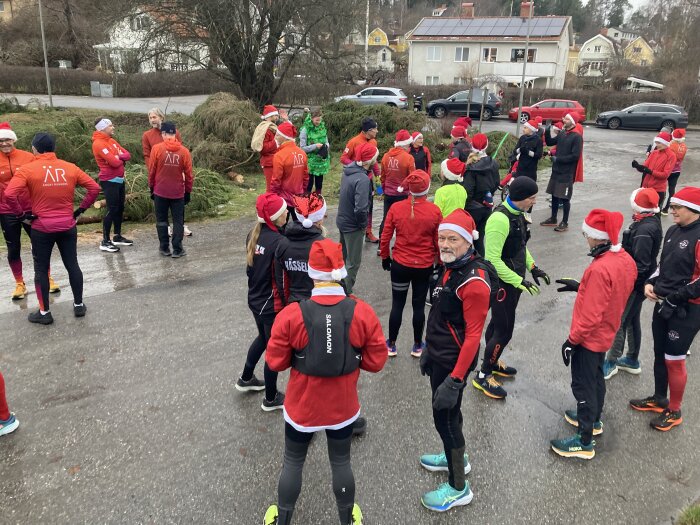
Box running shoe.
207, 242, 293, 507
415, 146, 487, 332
540, 217, 558, 227
629, 395, 668, 413
603, 359, 618, 380
263, 504, 278, 525
650, 409, 682, 432
0, 413, 19, 437
48, 276, 60, 294
171, 249, 187, 258
386, 339, 397, 357
235, 375, 265, 392
411, 341, 426, 358
471, 374, 507, 399
160, 248, 172, 257
550, 434, 595, 460
554, 221, 569, 232
73, 303, 87, 318
100, 240, 120, 253
492, 360, 517, 378
112, 235, 134, 246
11, 281, 26, 300
352, 416, 367, 436
617, 357, 641, 375
261, 392, 285, 412
564, 410, 603, 435
184, 224, 193, 237
351, 503, 363, 524
365, 232, 379, 244
421, 481, 473, 512
420, 452, 471, 474
28, 310, 54, 325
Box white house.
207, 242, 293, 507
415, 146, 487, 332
604, 27, 639, 45
577, 34, 616, 77
406, 2, 573, 89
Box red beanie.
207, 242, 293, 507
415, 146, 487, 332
654, 132, 672, 147
307, 239, 347, 282
672, 128, 686, 140
471, 133, 488, 152
439, 209, 479, 244
0, 122, 17, 141
276, 121, 297, 140
454, 116, 472, 128
670, 186, 700, 213
582, 209, 624, 252
441, 157, 465, 182
256, 192, 287, 231
411, 131, 423, 142
630, 188, 660, 214
398, 169, 431, 196
356, 142, 378, 164
293, 192, 327, 228
451, 125, 466, 139
261, 105, 279, 119
394, 129, 413, 147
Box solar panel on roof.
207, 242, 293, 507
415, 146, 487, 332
410, 15, 566, 37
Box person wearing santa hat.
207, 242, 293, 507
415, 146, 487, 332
251, 105, 288, 190
409, 131, 432, 177
340, 117, 381, 244
264, 238, 386, 525
380, 169, 442, 358
473, 176, 549, 399
632, 131, 676, 209
418, 209, 493, 512
270, 122, 309, 208
562, 113, 584, 185
0, 370, 19, 437
235, 193, 289, 411
448, 126, 471, 163
0, 122, 61, 299
434, 158, 467, 218
336, 143, 378, 294
463, 132, 500, 255
662, 129, 688, 215
551, 209, 636, 459
511, 117, 543, 181
379, 129, 416, 241
601, 189, 663, 380
630, 186, 700, 431
541, 116, 583, 232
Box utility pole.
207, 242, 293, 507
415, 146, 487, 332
38, 0, 53, 108
515, 1, 533, 137
364, 0, 370, 78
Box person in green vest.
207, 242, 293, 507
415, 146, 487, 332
434, 158, 467, 218
300, 108, 331, 194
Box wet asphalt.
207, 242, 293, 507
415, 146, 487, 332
0, 125, 699, 524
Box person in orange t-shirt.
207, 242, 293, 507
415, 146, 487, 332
270, 122, 308, 209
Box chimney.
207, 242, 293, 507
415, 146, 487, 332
520, 2, 533, 18
461, 2, 474, 18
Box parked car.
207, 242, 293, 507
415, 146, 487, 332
334, 87, 408, 109
508, 99, 586, 124
426, 90, 502, 120
595, 103, 689, 130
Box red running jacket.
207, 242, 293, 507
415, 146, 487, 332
148, 139, 194, 199
0, 148, 35, 214
642, 148, 675, 192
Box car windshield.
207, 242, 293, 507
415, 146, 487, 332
620, 105, 637, 112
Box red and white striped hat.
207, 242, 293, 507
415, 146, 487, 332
394, 129, 413, 147
261, 105, 279, 119
670, 186, 700, 213
582, 209, 624, 252
439, 209, 479, 244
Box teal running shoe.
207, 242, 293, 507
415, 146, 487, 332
564, 410, 603, 435
421, 482, 473, 512
419, 452, 471, 474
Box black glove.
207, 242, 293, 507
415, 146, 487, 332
18, 211, 36, 224
561, 339, 577, 367
555, 278, 580, 293
150, 188, 155, 200
419, 351, 432, 377
432, 376, 465, 411
642, 166, 652, 175
531, 266, 550, 286
184, 192, 191, 205
73, 207, 86, 219
518, 279, 540, 296
632, 160, 645, 174
658, 296, 687, 320
382, 258, 392, 272
631, 159, 640, 170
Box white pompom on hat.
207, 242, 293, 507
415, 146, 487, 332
439, 209, 479, 244
307, 238, 348, 281
293, 192, 327, 228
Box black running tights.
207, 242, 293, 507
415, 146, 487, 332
550, 197, 571, 223
388, 261, 433, 344
101, 180, 125, 240
31, 227, 82, 311
481, 283, 521, 375
241, 311, 278, 401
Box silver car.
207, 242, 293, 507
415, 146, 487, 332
335, 87, 408, 109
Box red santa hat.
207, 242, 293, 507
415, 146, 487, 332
256, 192, 287, 231
0, 122, 17, 141
670, 186, 700, 214
307, 238, 348, 282
276, 121, 297, 141
672, 128, 686, 141
394, 129, 413, 147
293, 192, 327, 228
563, 113, 576, 125
454, 116, 472, 128
653, 131, 672, 147
411, 131, 423, 142
524, 119, 539, 132
471, 133, 488, 153
398, 169, 431, 196
553, 121, 564, 131
630, 188, 660, 214
261, 105, 279, 119
582, 209, 624, 252
439, 209, 479, 244
356, 142, 379, 165
441, 158, 465, 182
451, 125, 466, 139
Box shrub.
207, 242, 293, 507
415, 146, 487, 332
0, 96, 25, 113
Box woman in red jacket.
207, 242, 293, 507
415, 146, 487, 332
632, 131, 676, 207
380, 169, 442, 358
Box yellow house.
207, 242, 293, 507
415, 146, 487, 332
0, 0, 17, 22
368, 28, 389, 47
624, 36, 655, 67
567, 46, 580, 74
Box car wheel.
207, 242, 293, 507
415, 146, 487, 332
433, 106, 447, 119
519, 112, 530, 123
386, 102, 397, 107
482, 108, 494, 121
607, 117, 621, 130
660, 120, 675, 130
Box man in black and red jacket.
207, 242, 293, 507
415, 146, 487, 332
418, 209, 491, 513
630, 186, 700, 432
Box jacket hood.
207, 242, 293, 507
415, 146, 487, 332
467, 156, 497, 174
92, 130, 112, 142
163, 138, 182, 152
343, 163, 368, 177
386, 146, 408, 158
284, 220, 324, 241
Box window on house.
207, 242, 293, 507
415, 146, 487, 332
426, 46, 442, 61
454, 47, 469, 62
0, 2, 5, 12
589, 61, 605, 70
453, 77, 467, 85
425, 75, 440, 85
482, 47, 497, 62
130, 15, 151, 31
381, 49, 387, 62
374, 36, 381, 44
594, 45, 602, 53
640, 59, 648, 66
614, 32, 619, 37
510, 48, 536, 62
633, 46, 642, 53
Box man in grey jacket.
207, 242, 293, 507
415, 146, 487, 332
336, 142, 378, 294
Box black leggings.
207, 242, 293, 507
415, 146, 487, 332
662, 173, 681, 212
481, 282, 521, 375
277, 422, 355, 525
241, 311, 279, 401
31, 227, 82, 311
388, 261, 433, 344
550, 196, 571, 223
101, 180, 125, 240
306, 174, 323, 194
0, 213, 31, 279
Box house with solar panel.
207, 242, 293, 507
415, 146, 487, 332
406, 2, 573, 89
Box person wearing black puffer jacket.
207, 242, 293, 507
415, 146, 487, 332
511, 118, 543, 181
463, 133, 500, 256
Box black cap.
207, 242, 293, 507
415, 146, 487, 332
509, 176, 538, 201
161, 121, 177, 134
31, 132, 56, 153
361, 118, 377, 132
